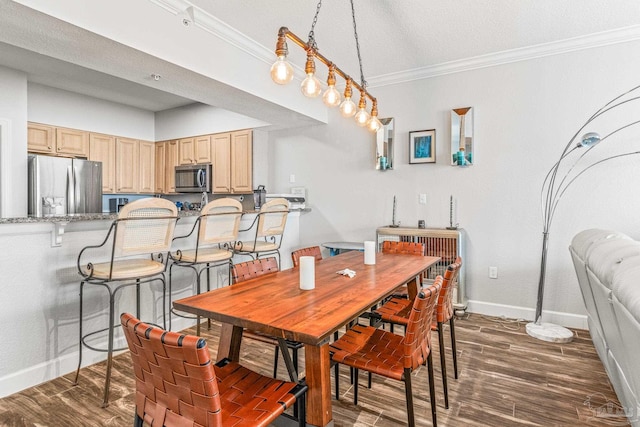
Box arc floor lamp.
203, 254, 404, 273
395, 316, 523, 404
527, 83, 640, 343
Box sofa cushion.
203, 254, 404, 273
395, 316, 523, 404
612, 263, 640, 325
586, 239, 640, 288
571, 229, 631, 261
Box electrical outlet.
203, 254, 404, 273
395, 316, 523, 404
489, 266, 498, 279
419, 194, 427, 204
289, 174, 296, 183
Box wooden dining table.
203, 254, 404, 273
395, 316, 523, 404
174, 250, 440, 427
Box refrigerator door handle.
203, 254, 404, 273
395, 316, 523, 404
67, 165, 75, 214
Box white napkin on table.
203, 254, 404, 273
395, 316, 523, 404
336, 268, 356, 278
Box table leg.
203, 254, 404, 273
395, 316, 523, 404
407, 274, 420, 301
304, 343, 333, 427
216, 323, 243, 362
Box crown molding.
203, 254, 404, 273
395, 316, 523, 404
367, 25, 640, 88
149, 1, 640, 89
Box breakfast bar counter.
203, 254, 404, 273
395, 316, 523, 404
0, 209, 303, 399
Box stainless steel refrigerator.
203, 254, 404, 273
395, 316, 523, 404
28, 154, 103, 216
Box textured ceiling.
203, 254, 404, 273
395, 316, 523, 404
0, 0, 639, 116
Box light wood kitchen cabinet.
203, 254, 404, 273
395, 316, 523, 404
212, 133, 231, 193
212, 130, 253, 194
56, 127, 89, 157
27, 123, 88, 158
230, 130, 253, 193
165, 140, 179, 193
138, 140, 155, 194
195, 135, 212, 163
178, 137, 195, 165
116, 137, 139, 193
116, 138, 155, 194
179, 135, 212, 165
89, 133, 116, 193
27, 123, 55, 154
155, 141, 166, 194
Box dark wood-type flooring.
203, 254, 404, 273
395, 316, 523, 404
0, 313, 628, 426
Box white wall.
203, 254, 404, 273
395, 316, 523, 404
28, 83, 155, 140
0, 66, 28, 218
154, 103, 269, 141
266, 40, 640, 328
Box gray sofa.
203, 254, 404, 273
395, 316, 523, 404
570, 229, 640, 426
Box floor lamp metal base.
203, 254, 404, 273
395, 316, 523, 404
525, 321, 574, 343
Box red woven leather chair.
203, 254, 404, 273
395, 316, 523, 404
291, 246, 323, 267
330, 278, 442, 427
382, 241, 425, 300
231, 257, 303, 379
121, 312, 306, 427
374, 257, 462, 409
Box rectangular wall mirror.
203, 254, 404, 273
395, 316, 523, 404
376, 117, 394, 170
451, 107, 474, 166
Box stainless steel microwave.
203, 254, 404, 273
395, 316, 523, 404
175, 163, 212, 193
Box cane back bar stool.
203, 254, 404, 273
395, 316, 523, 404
169, 198, 242, 334
231, 257, 304, 380
75, 198, 178, 407
121, 313, 307, 427
331, 278, 443, 427
374, 257, 462, 409
234, 198, 289, 267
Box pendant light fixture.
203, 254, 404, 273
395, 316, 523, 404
270, 0, 381, 132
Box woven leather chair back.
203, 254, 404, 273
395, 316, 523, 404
382, 240, 425, 256
232, 256, 279, 283
120, 312, 223, 426
405, 277, 442, 369
436, 257, 462, 323
291, 246, 323, 267
256, 198, 289, 238
198, 198, 243, 245
113, 198, 178, 258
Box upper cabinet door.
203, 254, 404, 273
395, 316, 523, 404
165, 140, 179, 193
138, 140, 155, 194
195, 135, 212, 164
212, 133, 231, 193
89, 133, 116, 193
27, 123, 55, 154
116, 137, 139, 193
56, 127, 89, 158
230, 130, 252, 193
155, 141, 166, 194
178, 137, 195, 165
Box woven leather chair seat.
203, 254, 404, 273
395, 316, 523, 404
121, 313, 306, 427
330, 324, 409, 381
81, 259, 166, 281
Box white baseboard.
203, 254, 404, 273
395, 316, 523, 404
0, 316, 196, 398
467, 300, 589, 330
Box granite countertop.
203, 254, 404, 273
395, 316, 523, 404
0, 208, 309, 225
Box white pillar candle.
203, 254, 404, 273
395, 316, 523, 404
364, 241, 376, 265
299, 256, 316, 290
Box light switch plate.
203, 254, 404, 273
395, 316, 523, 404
419, 194, 427, 204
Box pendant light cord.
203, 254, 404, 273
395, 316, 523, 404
307, 0, 323, 51
350, 0, 367, 90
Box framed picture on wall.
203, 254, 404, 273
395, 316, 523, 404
409, 129, 436, 164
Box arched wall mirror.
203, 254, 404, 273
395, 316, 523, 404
451, 107, 474, 166
375, 117, 394, 170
